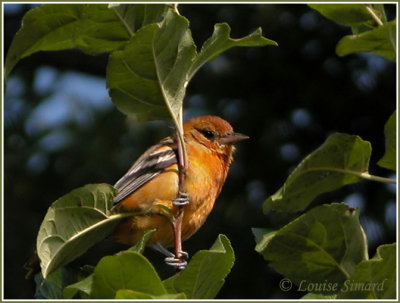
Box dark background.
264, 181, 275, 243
3, 4, 396, 299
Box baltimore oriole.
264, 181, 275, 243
112, 115, 248, 263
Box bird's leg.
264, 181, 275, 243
169, 209, 189, 271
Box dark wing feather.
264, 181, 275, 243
113, 137, 177, 205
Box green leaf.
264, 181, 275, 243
256, 203, 368, 294
63, 273, 93, 299
90, 251, 167, 299
34, 267, 83, 299
106, 9, 196, 123
378, 111, 397, 171
107, 9, 277, 123
115, 289, 186, 299
264, 133, 371, 213
5, 4, 168, 79
129, 228, 156, 253
36, 183, 135, 278
308, 4, 377, 27
163, 234, 235, 299
110, 4, 167, 35
337, 243, 396, 299
336, 20, 396, 61
188, 23, 277, 80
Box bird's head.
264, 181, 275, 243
183, 115, 249, 155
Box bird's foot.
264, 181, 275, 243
164, 250, 189, 271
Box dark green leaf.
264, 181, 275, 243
110, 4, 167, 35
63, 273, 93, 299
336, 20, 396, 61
188, 23, 277, 80
36, 183, 135, 278
5, 4, 128, 79
378, 111, 397, 171
91, 251, 167, 299
5, 4, 168, 79
163, 234, 235, 299
107, 9, 277, 123
264, 133, 371, 213
34, 267, 83, 299
301, 293, 336, 299
337, 243, 396, 299
308, 4, 378, 27
256, 203, 368, 294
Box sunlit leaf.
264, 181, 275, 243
378, 111, 397, 171
336, 20, 396, 61
264, 133, 371, 213
308, 4, 378, 27
256, 203, 368, 294
163, 234, 235, 299
90, 251, 167, 299
115, 289, 186, 299
36, 183, 134, 278
337, 243, 396, 299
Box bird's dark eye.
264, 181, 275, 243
199, 129, 215, 139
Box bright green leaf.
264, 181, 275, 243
91, 251, 166, 299
115, 289, 186, 299
264, 133, 371, 213
378, 111, 397, 171
36, 183, 136, 278
336, 20, 396, 61
308, 4, 378, 27
337, 243, 396, 299
256, 203, 368, 294
163, 234, 235, 299
129, 228, 156, 253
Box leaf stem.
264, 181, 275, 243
366, 6, 384, 26
306, 167, 396, 184
112, 7, 135, 36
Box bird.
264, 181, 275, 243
111, 115, 248, 264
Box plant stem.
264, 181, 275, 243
366, 6, 384, 26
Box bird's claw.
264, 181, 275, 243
165, 257, 187, 270
173, 192, 189, 206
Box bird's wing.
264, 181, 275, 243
113, 137, 177, 205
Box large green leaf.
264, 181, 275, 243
36, 183, 135, 278
308, 4, 378, 27
336, 20, 396, 61
5, 4, 167, 79
378, 111, 397, 171
90, 251, 167, 299
106, 9, 277, 123
115, 289, 186, 299
338, 243, 396, 299
264, 133, 371, 213
256, 203, 368, 294
163, 234, 235, 299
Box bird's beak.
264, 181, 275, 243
218, 132, 249, 145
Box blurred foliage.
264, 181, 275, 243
3, 4, 396, 299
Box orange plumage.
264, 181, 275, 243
112, 115, 248, 248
